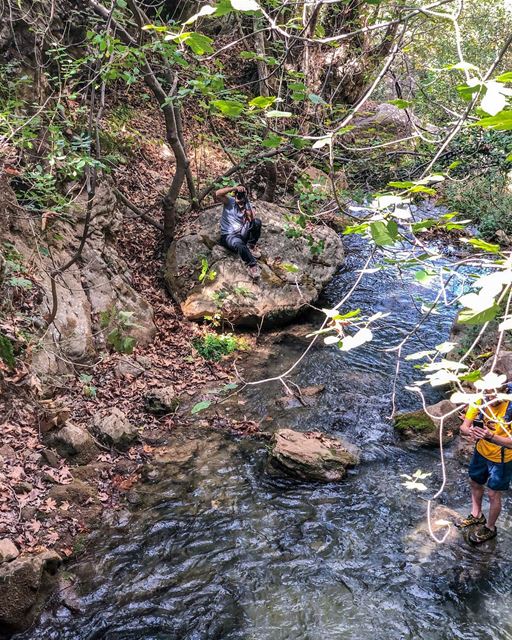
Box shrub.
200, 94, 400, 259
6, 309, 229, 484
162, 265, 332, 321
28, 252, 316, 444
193, 332, 247, 361
441, 170, 512, 241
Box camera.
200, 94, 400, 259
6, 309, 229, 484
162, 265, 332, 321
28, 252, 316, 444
234, 188, 247, 203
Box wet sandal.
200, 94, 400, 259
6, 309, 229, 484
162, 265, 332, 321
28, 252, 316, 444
454, 513, 486, 529
468, 525, 497, 544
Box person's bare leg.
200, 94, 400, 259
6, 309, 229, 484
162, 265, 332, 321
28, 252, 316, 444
470, 479, 485, 518
487, 489, 502, 530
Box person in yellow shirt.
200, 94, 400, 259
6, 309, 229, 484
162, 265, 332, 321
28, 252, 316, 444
456, 388, 512, 543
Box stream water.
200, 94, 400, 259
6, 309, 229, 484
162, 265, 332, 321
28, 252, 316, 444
18, 224, 512, 640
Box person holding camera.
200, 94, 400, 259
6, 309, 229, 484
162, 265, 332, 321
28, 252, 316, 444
455, 386, 512, 544
215, 184, 262, 280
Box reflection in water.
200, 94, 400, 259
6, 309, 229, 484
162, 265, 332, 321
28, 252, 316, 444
18, 233, 512, 640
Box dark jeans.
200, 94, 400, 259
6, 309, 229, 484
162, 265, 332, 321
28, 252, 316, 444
220, 218, 262, 266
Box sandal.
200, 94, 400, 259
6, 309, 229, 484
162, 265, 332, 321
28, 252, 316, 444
468, 525, 497, 544
454, 513, 486, 529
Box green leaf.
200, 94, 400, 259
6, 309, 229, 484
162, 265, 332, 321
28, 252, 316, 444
265, 110, 293, 118
470, 111, 512, 130
496, 72, 512, 83
308, 93, 327, 105
211, 99, 245, 117
388, 181, 415, 189
222, 383, 238, 392
173, 32, 214, 55
191, 400, 212, 414
248, 95, 275, 109
467, 238, 501, 253
411, 219, 437, 232
457, 82, 482, 101
458, 303, 499, 325
8, 277, 32, 289
343, 222, 369, 235
334, 309, 361, 320
388, 99, 412, 109
415, 269, 433, 283
409, 185, 436, 195
460, 370, 482, 382
370, 221, 397, 246
261, 133, 283, 148
213, 0, 233, 16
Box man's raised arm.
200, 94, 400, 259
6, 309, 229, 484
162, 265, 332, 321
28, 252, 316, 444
215, 186, 234, 204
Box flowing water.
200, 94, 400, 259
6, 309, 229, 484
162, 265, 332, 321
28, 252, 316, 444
19, 226, 512, 640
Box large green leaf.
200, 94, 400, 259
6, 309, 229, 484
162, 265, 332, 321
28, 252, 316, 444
388, 99, 412, 109
470, 111, 512, 130
173, 32, 214, 55
213, 0, 233, 16
248, 95, 275, 109
467, 238, 501, 253
370, 221, 398, 246
211, 99, 245, 117
496, 71, 512, 83
458, 303, 500, 325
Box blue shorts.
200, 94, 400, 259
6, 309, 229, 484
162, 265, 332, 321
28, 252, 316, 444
468, 448, 512, 491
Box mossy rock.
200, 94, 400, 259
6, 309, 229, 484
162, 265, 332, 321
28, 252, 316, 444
394, 401, 459, 448
394, 410, 435, 434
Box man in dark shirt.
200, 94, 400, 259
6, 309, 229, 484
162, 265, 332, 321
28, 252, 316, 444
215, 185, 262, 279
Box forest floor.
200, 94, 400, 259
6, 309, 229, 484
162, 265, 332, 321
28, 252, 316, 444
0, 92, 259, 560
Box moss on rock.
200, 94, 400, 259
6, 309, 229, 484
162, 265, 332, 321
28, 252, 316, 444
394, 410, 435, 434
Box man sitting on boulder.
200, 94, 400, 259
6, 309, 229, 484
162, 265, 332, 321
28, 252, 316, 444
215, 184, 262, 280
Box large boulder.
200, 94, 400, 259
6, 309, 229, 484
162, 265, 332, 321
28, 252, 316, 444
269, 428, 360, 482
164, 202, 344, 326
394, 400, 460, 447
0, 176, 156, 395
482, 350, 512, 378
0, 549, 61, 635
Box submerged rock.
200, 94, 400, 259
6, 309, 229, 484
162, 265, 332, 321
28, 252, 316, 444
164, 203, 344, 326
0, 549, 61, 635
269, 428, 360, 482
92, 407, 138, 448
394, 400, 460, 447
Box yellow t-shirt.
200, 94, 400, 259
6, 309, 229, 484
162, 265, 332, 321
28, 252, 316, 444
465, 401, 512, 463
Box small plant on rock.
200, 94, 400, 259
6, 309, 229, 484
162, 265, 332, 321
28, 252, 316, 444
100, 307, 139, 354
192, 331, 248, 362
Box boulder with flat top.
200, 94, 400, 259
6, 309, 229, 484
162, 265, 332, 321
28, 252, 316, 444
164, 202, 344, 327
269, 428, 360, 482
